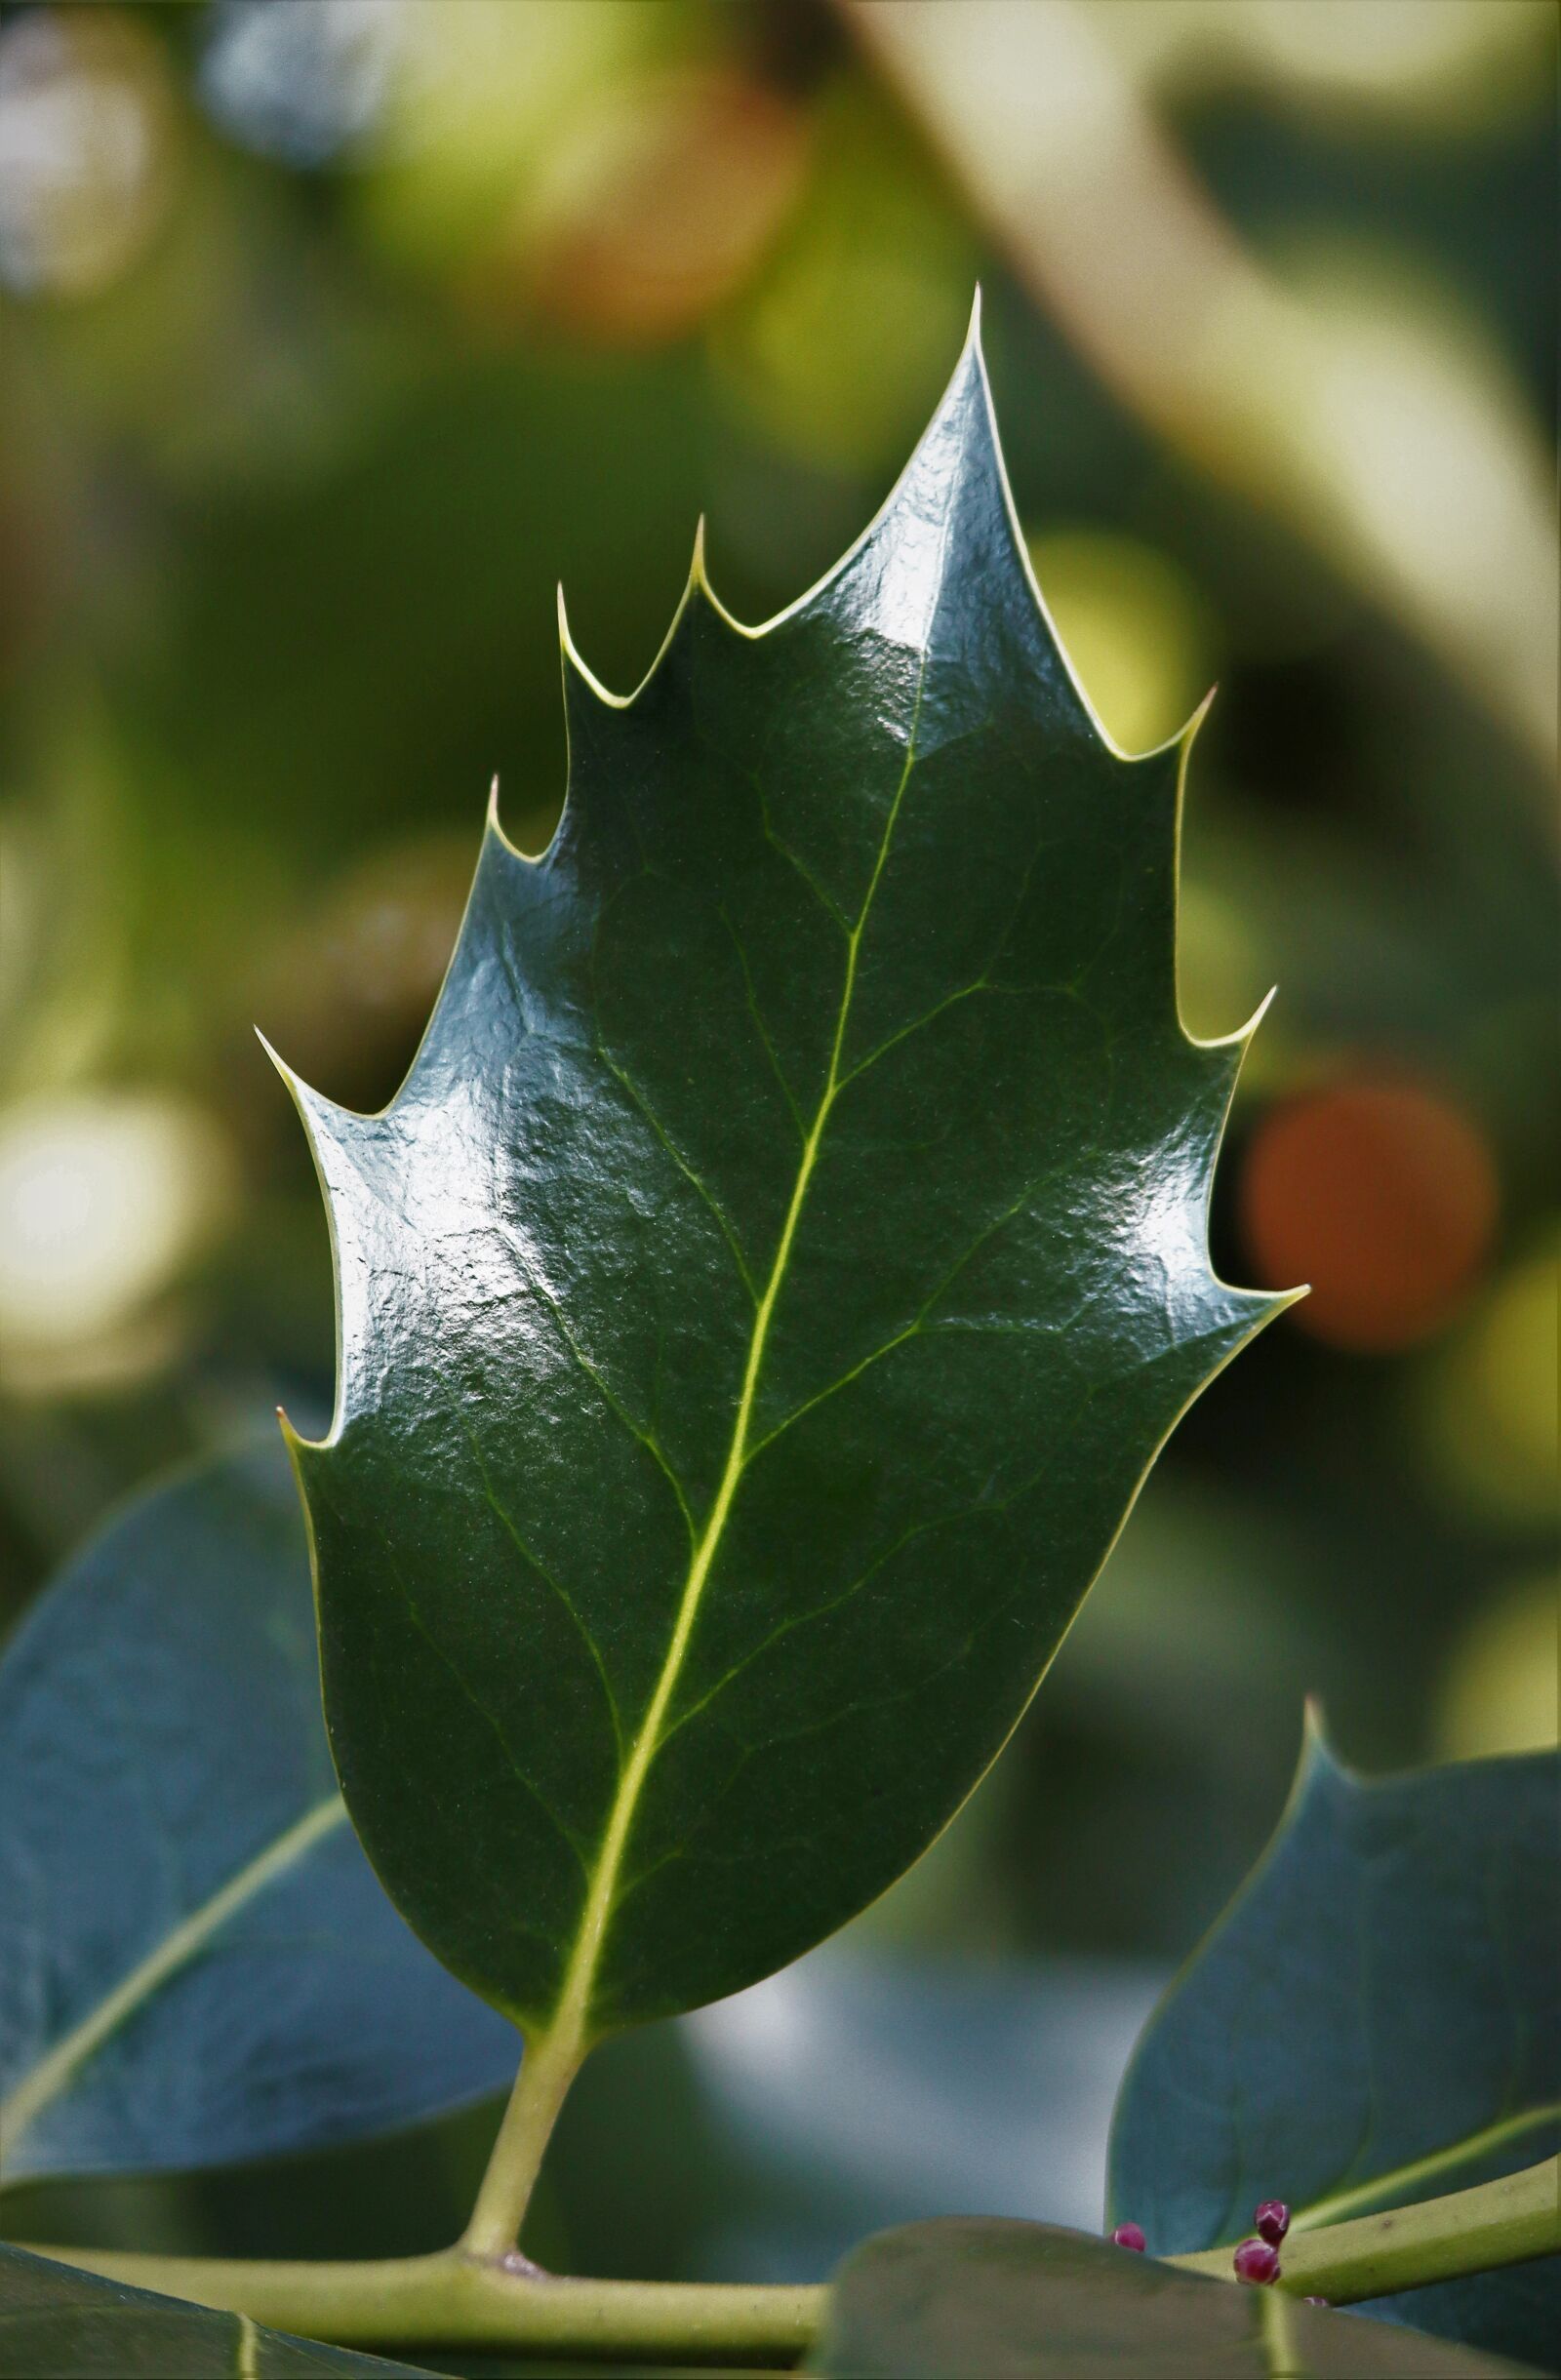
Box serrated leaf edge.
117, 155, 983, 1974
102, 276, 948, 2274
269, 308, 1296, 2113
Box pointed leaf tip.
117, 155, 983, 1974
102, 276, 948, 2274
1183, 684, 1219, 743
254, 1024, 300, 1093
967, 280, 983, 340
1282, 1697, 1353, 1803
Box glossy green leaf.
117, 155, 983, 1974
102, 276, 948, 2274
0, 1447, 515, 2189
279, 306, 1284, 2049
1108, 1722, 1560, 2368
810, 2220, 1536, 2378
0, 2246, 431, 2378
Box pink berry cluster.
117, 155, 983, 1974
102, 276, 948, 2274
1110, 2197, 1326, 2305
1232, 2199, 1290, 2285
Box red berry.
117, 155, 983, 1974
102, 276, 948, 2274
1255, 2200, 1291, 2246
1111, 2222, 1147, 2252
1233, 2238, 1282, 2285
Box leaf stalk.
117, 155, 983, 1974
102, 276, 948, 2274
460, 2032, 585, 2258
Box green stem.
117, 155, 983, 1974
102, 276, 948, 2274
1288, 2108, 1560, 2233
25, 2156, 1556, 2362
20, 2243, 821, 2365
1260, 2286, 1305, 2380
1170, 2155, 1560, 2304
461, 2032, 584, 2258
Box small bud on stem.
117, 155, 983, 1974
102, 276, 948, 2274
1233, 2238, 1282, 2285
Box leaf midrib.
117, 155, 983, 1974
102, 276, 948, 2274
1291, 2105, 1561, 2234
0, 1795, 347, 2173
538, 659, 929, 2053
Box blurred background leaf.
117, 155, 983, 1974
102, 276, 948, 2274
1108, 1728, 1561, 2366
0, 0, 1554, 2292
0, 1444, 516, 2197
811, 2220, 1537, 2380
0, 2242, 434, 2377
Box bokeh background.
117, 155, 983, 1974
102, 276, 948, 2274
1, 0, 1555, 2310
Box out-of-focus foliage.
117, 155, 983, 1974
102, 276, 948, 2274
813, 2221, 1531, 2380
0, 1445, 515, 2196
1110, 1726, 1561, 2365
0, 2242, 429, 2377
0, 0, 1554, 2283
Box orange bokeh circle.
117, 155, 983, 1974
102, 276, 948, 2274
1239, 1076, 1499, 1352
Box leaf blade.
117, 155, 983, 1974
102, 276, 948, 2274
289, 312, 1286, 2044
0, 2245, 432, 2378
810, 2220, 1538, 2378
0, 1447, 515, 2189
1107, 1723, 1561, 2366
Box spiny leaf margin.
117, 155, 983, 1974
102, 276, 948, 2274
272, 298, 1291, 2050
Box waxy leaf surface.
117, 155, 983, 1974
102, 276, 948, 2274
284, 317, 1281, 2044
812, 2220, 1534, 2378
0, 2247, 430, 2378
1108, 1726, 1560, 2368
0, 1448, 514, 2189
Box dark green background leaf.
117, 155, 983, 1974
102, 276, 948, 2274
811, 2220, 1536, 2378
0, 2245, 431, 2377
0, 1448, 514, 2189
1108, 1725, 1560, 2368
547, 1944, 1159, 2282
284, 314, 1283, 2049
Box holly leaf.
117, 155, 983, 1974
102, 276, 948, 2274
0, 2245, 433, 2377
277, 306, 1284, 2051
0, 1447, 514, 2190
1108, 1721, 1560, 2368
810, 2220, 1537, 2378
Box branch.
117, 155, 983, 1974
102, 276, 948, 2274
1169, 2156, 1561, 2304
18, 2242, 821, 2365
25, 2157, 1556, 2361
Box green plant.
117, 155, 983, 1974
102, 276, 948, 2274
1, 316, 1554, 2380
